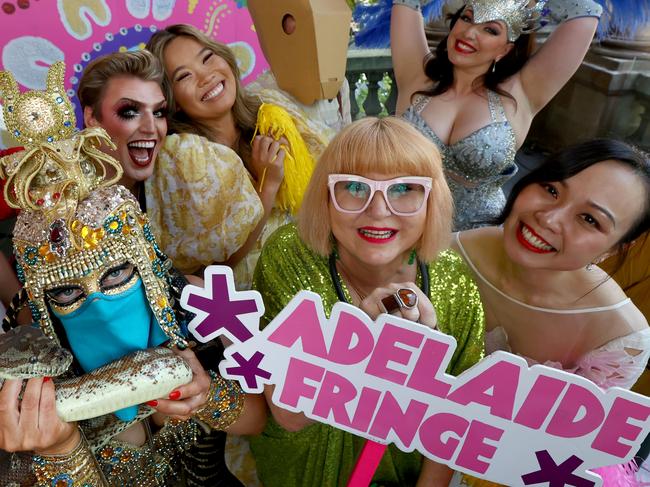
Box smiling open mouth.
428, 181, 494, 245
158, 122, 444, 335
202, 81, 224, 101
358, 228, 398, 243
517, 223, 556, 253
127, 140, 155, 167
454, 40, 476, 53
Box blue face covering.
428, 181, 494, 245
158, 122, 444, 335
52, 278, 168, 421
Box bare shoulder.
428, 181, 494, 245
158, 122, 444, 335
454, 227, 502, 254
581, 268, 648, 332
586, 267, 629, 301
453, 227, 504, 282
395, 77, 435, 115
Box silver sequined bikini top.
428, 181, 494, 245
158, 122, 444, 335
403, 90, 517, 188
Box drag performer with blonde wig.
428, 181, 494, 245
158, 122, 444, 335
0, 62, 264, 486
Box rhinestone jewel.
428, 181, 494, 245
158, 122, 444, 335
49, 221, 65, 243
50, 227, 63, 243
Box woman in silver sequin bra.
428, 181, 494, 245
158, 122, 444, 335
391, 0, 602, 230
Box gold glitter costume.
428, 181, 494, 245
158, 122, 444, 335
249, 223, 485, 487
0, 62, 245, 487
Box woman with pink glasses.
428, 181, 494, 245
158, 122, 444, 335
248, 116, 485, 487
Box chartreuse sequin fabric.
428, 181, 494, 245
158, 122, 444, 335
249, 223, 485, 487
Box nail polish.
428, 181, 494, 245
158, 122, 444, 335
168, 390, 181, 400
43, 377, 52, 383
146, 400, 158, 407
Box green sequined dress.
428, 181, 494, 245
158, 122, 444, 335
249, 223, 485, 487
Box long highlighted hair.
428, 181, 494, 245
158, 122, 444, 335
146, 24, 261, 161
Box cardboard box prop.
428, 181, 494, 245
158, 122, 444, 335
248, 0, 352, 105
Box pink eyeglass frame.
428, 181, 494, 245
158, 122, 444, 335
327, 174, 432, 216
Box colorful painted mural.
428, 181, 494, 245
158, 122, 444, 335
0, 0, 268, 147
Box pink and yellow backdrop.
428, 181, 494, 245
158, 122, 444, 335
0, 0, 268, 148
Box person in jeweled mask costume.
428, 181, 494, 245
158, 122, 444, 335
0, 62, 265, 487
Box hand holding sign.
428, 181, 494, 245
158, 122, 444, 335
360, 283, 437, 330
182, 267, 650, 486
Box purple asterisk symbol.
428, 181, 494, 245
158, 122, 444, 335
185, 271, 259, 343
521, 450, 595, 487
226, 351, 272, 389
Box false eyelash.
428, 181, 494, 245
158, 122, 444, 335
45, 287, 84, 307
116, 105, 139, 120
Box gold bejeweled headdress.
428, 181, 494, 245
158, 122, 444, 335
469, 0, 547, 42
0, 62, 122, 220
0, 62, 186, 347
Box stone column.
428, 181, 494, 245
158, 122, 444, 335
528, 24, 650, 151
593, 25, 650, 61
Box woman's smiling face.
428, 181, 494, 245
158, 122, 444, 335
163, 36, 237, 124
329, 172, 428, 269
503, 160, 646, 271
446, 7, 513, 71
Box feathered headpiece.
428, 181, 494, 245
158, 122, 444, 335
353, 0, 648, 48
353, 0, 446, 48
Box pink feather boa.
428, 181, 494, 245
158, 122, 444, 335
594, 460, 646, 486
460, 460, 647, 486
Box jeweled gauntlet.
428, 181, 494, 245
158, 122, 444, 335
393, 0, 422, 12
544, 0, 603, 23
192, 371, 244, 431
32, 433, 107, 487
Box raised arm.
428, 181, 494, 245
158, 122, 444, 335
518, 0, 601, 114
391, 1, 433, 113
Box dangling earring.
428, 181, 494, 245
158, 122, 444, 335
408, 249, 417, 265
586, 262, 595, 271
492, 60, 497, 73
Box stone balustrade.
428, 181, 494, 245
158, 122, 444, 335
346, 48, 396, 119
345, 19, 650, 151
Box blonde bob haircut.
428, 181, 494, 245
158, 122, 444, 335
298, 117, 453, 262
